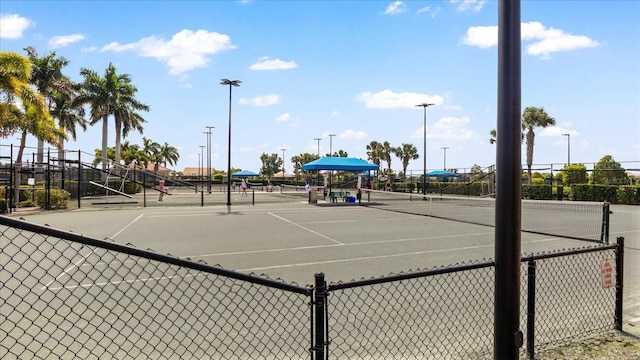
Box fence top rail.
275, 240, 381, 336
328, 239, 621, 292
0, 215, 310, 295
522, 242, 619, 262
327, 260, 495, 291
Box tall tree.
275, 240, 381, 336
259, 152, 280, 180
522, 106, 556, 184
0, 51, 61, 204
366, 141, 383, 169
380, 141, 398, 173
291, 152, 319, 181
75, 63, 146, 172
0, 51, 49, 137
50, 89, 87, 163
112, 84, 149, 168
396, 143, 419, 178
325, 149, 349, 157
158, 142, 179, 169
591, 155, 628, 185
24, 46, 71, 166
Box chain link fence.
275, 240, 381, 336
0, 217, 311, 359
1, 215, 623, 359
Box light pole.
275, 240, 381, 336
280, 148, 286, 184
562, 133, 570, 165
328, 134, 336, 195
314, 138, 321, 157
416, 103, 435, 195
221, 79, 241, 206
205, 126, 214, 193
199, 145, 205, 191
328, 134, 336, 156
441, 147, 449, 171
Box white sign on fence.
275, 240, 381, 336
600, 258, 615, 288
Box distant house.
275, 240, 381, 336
272, 171, 295, 179
182, 167, 201, 177
129, 162, 172, 177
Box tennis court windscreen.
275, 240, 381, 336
361, 190, 609, 243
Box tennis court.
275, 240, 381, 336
4, 194, 639, 358
13, 193, 615, 286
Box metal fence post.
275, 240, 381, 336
526, 259, 536, 359
615, 236, 625, 330
314, 273, 326, 359
601, 202, 611, 243
77, 150, 82, 209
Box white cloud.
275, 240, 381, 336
540, 125, 578, 137
411, 116, 477, 141
274, 113, 301, 127
527, 34, 599, 60
0, 14, 33, 39
48, 34, 85, 48
431, 116, 476, 140
451, 0, 487, 12
249, 56, 298, 70
384, 1, 407, 15
462, 21, 599, 59
238, 94, 280, 107
341, 130, 367, 139
461, 25, 498, 48
100, 29, 236, 75
275, 113, 290, 122
355, 89, 444, 109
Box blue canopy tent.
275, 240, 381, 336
302, 158, 378, 200
301, 157, 378, 171
423, 170, 461, 179
231, 170, 259, 177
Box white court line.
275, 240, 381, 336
46, 271, 204, 291
268, 212, 344, 245
238, 237, 562, 273
111, 213, 145, 239
48, 237, 561, 291
41, 213, 145, 290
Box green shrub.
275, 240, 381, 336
522, 184, 552, 200
35, 189, 71, 209
554, 185, 564, 200
18, 200, 37, 208
561, 164, 588, 185
617, 186, 640, 205
571, 184, 619, 203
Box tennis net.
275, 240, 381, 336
361, 190, 610, 243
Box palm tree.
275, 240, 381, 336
396, 143, 419, 178
0, 51, 61, 205
50, 89, 87, 163
24, 46, 72, 166
142, 137, 161, 169
380, 141, 398, 174
522, 106, 556, 184
0, 51, 49, 137
366, 141, 383, 170
93, 147, 115, 166
158, 142, 179, 169
112, 85, 149, 169
75, 63, 147, 172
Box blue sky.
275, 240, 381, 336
1, 0, 638, 174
